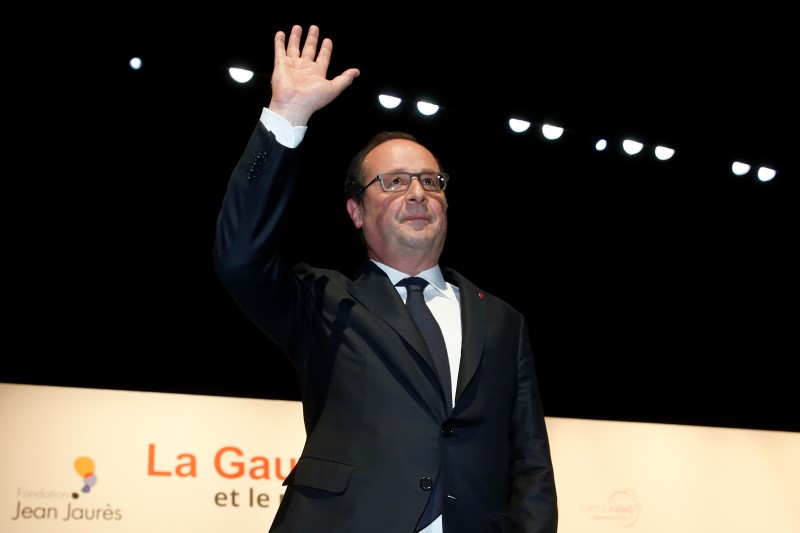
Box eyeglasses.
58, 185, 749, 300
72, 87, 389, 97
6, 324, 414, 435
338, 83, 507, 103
356, 172, 449, 196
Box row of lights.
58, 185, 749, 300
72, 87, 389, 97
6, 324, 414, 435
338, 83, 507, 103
129, 60, 779, 183
375, 92, 777, 183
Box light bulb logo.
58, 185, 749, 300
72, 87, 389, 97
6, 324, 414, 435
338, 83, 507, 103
74, 456, 98, 494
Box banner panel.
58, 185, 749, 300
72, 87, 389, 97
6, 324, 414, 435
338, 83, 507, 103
2, 383, 798, 532
1, 383, 304, 532
546, 417, 800, 533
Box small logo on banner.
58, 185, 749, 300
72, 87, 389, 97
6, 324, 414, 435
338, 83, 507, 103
579, 489, 640, 527
73, 456, 98, 495
9, 455, 123, 524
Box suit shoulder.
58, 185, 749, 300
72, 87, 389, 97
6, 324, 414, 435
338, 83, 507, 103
443, 267, 524, 316
293, 263, 352, 285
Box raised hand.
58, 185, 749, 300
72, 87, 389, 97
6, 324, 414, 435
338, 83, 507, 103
268, 25, 361, 126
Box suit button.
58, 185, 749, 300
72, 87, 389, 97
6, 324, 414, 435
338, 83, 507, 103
441, 424, 453, 437
420, 477, 433, 491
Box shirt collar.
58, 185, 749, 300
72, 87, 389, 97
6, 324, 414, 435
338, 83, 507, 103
370, 259, 450, 296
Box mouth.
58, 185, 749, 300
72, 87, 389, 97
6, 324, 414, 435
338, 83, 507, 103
402, 210, 431, 222
400, 214, 434, 233
402, 215, 431, 225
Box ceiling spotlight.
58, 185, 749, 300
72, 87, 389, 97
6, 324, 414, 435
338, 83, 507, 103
595, 139, 608, 151
541, 124, 563, 140
654, 146, 675, 161
416, 101, 439, 116
229, 68, 254, 83
129, 57, 142, 70
508, 118, 531, 133
757, 167, 776, 182
622, 139, 644, 155
378, 95, 402, 109
731, 162, 751, 175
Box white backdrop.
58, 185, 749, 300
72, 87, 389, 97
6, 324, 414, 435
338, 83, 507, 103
2, 383, 798, 532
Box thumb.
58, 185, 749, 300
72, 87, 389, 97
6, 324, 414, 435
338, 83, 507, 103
331, 68, 361, 95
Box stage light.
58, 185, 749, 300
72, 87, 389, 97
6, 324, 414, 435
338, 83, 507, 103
508, 118, 531, 133
623, 139, 644, 155
654, 146, 675, 161
416, 101, 439, 115
732, 162, 751, 175
757, 167, 776, 182
229, 68, 254, 83
541, 124, 563, 140
378, 94, 402, 109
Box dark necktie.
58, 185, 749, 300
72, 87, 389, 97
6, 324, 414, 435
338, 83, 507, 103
399, 277, 452, 410
399, 276, 451, 531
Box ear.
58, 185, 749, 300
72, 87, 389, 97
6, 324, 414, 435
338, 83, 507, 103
346, 198, 363, 229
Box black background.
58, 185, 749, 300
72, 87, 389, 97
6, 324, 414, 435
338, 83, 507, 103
6, 8, 797, 432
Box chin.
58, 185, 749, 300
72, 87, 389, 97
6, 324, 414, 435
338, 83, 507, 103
401, 230, 440, 249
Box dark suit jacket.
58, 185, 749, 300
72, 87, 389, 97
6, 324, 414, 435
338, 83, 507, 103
213, 121, 558, 532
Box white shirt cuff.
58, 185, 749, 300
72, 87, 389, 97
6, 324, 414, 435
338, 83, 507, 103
259, 108, 308, 148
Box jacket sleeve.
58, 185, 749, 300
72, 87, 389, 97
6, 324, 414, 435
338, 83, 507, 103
212, 120, 304, 355
510, 317, 559, 532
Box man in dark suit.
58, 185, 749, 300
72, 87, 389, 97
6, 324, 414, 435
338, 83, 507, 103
213, 24, 558, 533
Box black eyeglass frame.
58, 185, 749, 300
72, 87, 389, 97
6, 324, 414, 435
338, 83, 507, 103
355, 172, 449, 197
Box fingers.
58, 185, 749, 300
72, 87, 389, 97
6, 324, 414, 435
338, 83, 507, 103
315, 37, 332, 69
274, 30, 286, 58
287, 25, 303, 58
301, 25, 320, 60
277, 24, 325, 61
273, 23, 358, 91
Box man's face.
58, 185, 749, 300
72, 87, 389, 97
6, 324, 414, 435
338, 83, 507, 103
347, 139, 448, 268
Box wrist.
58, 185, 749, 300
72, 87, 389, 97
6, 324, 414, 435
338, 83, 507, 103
267, 102, 311, 128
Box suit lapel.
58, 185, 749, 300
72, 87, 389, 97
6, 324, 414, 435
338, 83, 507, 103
349, 261, 448, 419
348, 262, 488, 415
443, 269, 487, 404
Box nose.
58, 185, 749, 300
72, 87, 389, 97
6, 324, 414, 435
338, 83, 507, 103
405, 176, 428, 201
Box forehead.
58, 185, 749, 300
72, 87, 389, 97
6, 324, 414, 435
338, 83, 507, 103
363, 139, 438, 172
